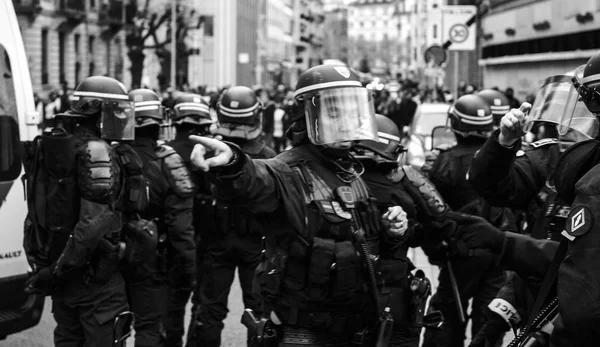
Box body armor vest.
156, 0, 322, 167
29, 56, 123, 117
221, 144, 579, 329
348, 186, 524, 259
254, 147, 383, 333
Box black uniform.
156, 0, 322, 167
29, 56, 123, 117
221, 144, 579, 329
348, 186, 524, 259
206, 142, 405, 346
166, 135, 208, 347
128, 137, 196, 346
467, 133, 565, 344
195, 138, 276, 347
361, 163, 456, 347
24, 125, 128, 347
423, 139, 516, 347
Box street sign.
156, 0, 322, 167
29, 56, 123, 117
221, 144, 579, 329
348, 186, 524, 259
441, 5, 477, 51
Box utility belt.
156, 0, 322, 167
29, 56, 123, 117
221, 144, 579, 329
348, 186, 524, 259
276, 306, 369, 333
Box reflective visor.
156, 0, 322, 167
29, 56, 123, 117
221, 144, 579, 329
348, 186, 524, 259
304, 87, 377, 145
558, 65, 600, 139
524, 74, 580, 133
101, 100, 135, 141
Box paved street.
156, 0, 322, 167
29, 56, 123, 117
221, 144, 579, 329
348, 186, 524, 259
0, 248, 514, 346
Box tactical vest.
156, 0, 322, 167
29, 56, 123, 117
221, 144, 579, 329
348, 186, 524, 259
254, 148, 383, 331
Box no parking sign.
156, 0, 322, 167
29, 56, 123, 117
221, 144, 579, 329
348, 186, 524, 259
441, 6, 477, 51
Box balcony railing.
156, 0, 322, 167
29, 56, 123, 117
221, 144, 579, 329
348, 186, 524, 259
13, 0, 42, 15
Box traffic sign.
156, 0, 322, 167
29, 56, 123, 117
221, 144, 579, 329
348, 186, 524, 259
441, 5, 477, 51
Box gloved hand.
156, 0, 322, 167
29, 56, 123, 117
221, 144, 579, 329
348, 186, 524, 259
446, 211, 506, 253
498, 102, 532, 148
25, 267, 56, 294
468, 311, 511, 347
382, 206, 409, 238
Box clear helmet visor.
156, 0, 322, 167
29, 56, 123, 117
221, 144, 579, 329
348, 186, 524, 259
558, 65, 600, 139
524, 74, 581, 132
304, 87, 378, 146
101, 100, 136, 141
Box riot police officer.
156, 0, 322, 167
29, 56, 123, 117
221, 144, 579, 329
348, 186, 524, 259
23, 76, 132, 347
126, 89, 196, 346
354, 114, 453, 346
164, 93, 214, 347
423, 94, 517, 347
449, 51, 600, 347
466, 69, 593, 346
189, 64, 410, 346
194, 86, 277, 347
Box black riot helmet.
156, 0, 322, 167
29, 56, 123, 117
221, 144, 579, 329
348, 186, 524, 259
172, 93, 214, 127
476, 89, 510, 126
292, 64, 378, 147
58, 76, 135, 140
449, 94, 494, 138
129, 88, 164, 128
355, 114, 404, 164
215, 86, 263, 140
566, 52, 600, 140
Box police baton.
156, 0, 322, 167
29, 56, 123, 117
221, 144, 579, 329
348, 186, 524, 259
442, 240, 466, 324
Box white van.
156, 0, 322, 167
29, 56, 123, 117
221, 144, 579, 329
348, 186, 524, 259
0, 0, 45, 339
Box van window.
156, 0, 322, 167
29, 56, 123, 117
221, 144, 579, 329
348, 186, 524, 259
0, 43, 21, 182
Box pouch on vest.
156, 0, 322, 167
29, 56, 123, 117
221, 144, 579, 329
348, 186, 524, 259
264, 247, 288, 302
331, 240, 360, 299
113, 144, 149, 213
284, 240, 308, 290
307, 237, 335, 300
315, 200, 353, 240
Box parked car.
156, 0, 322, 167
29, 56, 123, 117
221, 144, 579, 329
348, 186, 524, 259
400, 103, 455, 170
0, 0, 46, 340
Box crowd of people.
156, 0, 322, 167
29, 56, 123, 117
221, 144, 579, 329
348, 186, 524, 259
19, 50, 600, 347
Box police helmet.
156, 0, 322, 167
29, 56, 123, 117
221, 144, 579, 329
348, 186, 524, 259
214, 86, 263, 140
172, 93, 213, 127
129, 89, 164, 128
356, 114, 404, 163
476, 89, 510, 125
60, 76, 135, 140
574, 50, 600, 115
293, 64, 378, 146
449, 94, 493, 138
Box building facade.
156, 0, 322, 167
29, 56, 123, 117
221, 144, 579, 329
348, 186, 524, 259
14, 0, 127, 95
347, 0, 403, 77
480, 0, 600, 100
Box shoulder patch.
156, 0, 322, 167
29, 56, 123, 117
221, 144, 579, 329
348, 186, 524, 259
531, 138, 558, 149
566, 205, 594, 238
516, 150, 525, 157
157, 145, 195, 197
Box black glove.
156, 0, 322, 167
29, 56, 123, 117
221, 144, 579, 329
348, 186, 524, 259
25, 267, 56, 294
468, 311, 510, 347
446, 212, 506, 253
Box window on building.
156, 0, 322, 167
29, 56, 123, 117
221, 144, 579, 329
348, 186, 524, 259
0, 44, 20, 182
41, 29, 48, 85
88, 35, 95, 76
105, 38, 111, 76
90, 0, 96, 8
58, 32, 65, 84
204, 15, 214, 37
